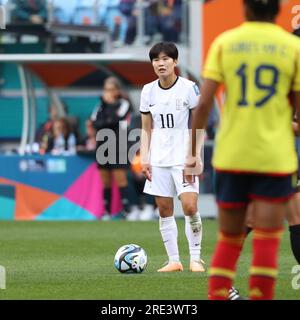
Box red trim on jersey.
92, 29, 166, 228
214, 168, 293, 177
249, 193, 295, 203
217, 201, 248, 209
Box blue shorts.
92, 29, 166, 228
215, 171, 297, 209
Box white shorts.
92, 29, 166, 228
143, 165, 199, 198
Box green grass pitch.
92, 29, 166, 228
0, 219, 298, 300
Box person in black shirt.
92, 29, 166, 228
12, 0, 47, 24
91, 77, 133, 220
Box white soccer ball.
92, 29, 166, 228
114, 244, 148, 274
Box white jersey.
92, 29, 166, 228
140, 76, 200, 167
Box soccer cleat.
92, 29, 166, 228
189, 260, 206, 272
139, 205, 155, 221
111, 211, 126, 220
228, 287, 246, 300
157, 261, 184, 272
101, 213, 111, 221
126, 206, 140, 221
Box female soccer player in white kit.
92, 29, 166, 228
140, 42, 205, 272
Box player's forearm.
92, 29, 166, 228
293, 92, 300, 136
195, 129, 205, 156
191, 104, 211, 157
140, 128, 151, 165
293, 121, 299, 136
191, 79, 219, 156
187, 113, 205, 164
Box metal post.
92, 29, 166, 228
27, 72, 37, 153
0, 4, 6, 29
18, 65, 30, 155
181, 0, 189, 46
47, 0, 54, 25
93, 0, 100, 25
135, 0, 145, 46
188, 0, 202, 75
4, 0, 11, 24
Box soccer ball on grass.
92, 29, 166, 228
114, 244, 147, 273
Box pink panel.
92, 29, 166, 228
64, 163, 122, 218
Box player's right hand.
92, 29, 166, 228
184, 157, 203, 184
142, 164, 152, 181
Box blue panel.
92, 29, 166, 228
0, 184, 15, 220
0, 155, 94, 194
36, 197, 97, 221
0, 97, 49, 139
0, 197, 15, 220
61, 97, 97, 136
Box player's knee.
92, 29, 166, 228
182, 203, 197, 215
157, 204, 173, 216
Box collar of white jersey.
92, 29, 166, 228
158, 76, 179, 90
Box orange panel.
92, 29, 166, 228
277, 1, 300, 31
27, 64, 97, 87
108, 63, 182, 86
203, 0, 300, 61
0, 178, 59, 220
108, 62, 157, 86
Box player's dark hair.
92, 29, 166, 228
149, 42, 178, 62
244, 0, 280, 20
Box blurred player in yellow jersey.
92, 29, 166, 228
186, 0, 300, 300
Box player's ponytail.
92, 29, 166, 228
244, 0, 280, 20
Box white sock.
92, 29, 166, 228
185, 212, 203, 262
159, 216, 180, 263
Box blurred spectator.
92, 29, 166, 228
91, 76, 133, 220
51, 7, 68, 24
99, 0, 127, 45
158, 0, 182, 42
72, 0, 98, 25
11, 0, 47, 24
118, 0, 136, 45
77, 119, 96, 153
49, 0, 76, 24
36, 104, 59, 154
45, 118, 77, 155
144, 0, 160, 45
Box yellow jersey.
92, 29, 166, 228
203, 22, 300, 174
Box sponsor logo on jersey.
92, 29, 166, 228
176, 99, 182, 110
